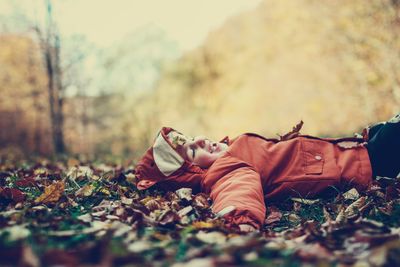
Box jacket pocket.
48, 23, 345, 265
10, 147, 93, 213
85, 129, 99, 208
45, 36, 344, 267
302, 140, 324, 175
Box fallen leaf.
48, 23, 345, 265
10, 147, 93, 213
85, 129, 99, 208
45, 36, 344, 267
81, 221, 111, 234
345, 197, 366, 217
178, 206, 193, 217
172, 258, 214, 267
243, 251, 258, 262
288, 214, 301, 224
293, 202, 302, 212
280, 121, 304, 141
0, 224, 30, 241
125, 173, 137, 184
0, 188, 25, 203
158, 210, 179, 226
291, 198, 320, 205
127, 240, 152, 253
265, 209, 282, 225
48, 230, 78, 237
15, 177, 37, 188
144, 199, 161, 211
99, 187, 111, 196
196, 231, 226, 244
343, 188, 360, 200
296, 243, 334, 261
322, 206, 333, 223
75, 183, 95, 197
192, 221, 215, 229
34, 181, 65, 204
121, 196, 133, 205
66, 166, 93, 181
193, 194, 210, 209
33, 168, 49, 176
176, 188, 192, 201
335, 207, 347, 223
77, 213, 92, 223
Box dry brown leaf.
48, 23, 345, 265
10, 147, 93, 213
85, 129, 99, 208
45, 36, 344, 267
0, 188, 25, 203
178, 206, 193, 217
193, 194, 210, 209
343, 188, 360, 200
378, 203, 393, 216
335, 207, 347, 223
176, 188, 192, 201
75, 184, 95, 197
34, 181, 65, 204
296, 243, 334, 261
345, 197, 366, 217
196, 231, 226, 244
66, 166, 93, 181
279, 120, 304, 141
293, 202, 302, 212
145, 199, 161, 211
288, 214, 301, 224
192, 221, 215, 229
323, 206, 333, 223
121, 196, 133, 205
158, 210, 179, 226
291, 198, 320, 205
125, 173, 137, 184
265, 209, 283, 225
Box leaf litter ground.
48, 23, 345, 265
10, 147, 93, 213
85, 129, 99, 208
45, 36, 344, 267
1, 159, 400, 267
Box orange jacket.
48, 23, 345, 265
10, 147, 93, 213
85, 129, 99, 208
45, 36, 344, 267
201, 134, 372, 229
135, 128, 373, 230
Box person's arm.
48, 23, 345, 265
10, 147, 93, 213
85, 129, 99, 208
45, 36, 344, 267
210, 167, 266, 231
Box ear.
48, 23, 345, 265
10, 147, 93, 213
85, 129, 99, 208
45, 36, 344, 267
136, 179, 157, 190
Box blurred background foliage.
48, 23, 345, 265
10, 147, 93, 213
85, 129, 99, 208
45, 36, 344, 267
0, 0, 399, 162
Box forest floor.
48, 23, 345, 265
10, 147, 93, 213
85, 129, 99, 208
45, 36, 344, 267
1, 158, 400, 267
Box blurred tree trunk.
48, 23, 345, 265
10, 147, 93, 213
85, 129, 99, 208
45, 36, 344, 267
27, 47, 42, 154
37, 0, 66, 154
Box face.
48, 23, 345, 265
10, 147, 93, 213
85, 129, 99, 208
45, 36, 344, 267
179, 136, 228, 168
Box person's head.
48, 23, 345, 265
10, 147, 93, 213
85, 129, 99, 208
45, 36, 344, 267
135, 127, 229, 191
173, 135, 228, 168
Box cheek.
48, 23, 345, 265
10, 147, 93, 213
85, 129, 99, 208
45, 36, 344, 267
195, 152, 217, 168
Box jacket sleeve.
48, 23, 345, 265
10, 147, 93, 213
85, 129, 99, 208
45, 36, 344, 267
209, 166, 266, 230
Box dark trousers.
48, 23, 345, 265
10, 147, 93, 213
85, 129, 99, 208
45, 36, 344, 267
366, 113, 400, 178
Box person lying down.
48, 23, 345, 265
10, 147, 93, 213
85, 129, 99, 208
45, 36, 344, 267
134, 113, 400, 232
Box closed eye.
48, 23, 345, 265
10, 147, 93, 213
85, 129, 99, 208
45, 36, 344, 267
191, 148, 195, 159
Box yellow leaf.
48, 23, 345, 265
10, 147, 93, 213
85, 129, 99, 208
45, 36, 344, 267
192, 221, 216, 229
99, 188, 111, 196
34, 181, 65, 204
33, 168, 48, 176
75, 184, 95, 197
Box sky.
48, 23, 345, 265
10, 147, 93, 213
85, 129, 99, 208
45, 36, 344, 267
0, 0, 263, 51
